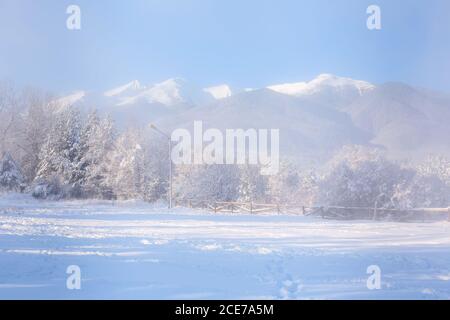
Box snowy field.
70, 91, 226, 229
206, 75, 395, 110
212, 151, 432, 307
0, 193, 449, 300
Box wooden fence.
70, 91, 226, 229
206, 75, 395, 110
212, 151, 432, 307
174, 199, 450, 221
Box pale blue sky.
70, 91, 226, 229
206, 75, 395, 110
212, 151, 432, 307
0, 0, 449, 93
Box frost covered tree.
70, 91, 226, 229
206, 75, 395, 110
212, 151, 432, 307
104, 129, 142, 199
0, 82, 20, 157
238, 165, 268, 202
34, 107, 83, 197
175, 164, 241, 202
317, 146, 410, 208
138, 134, 170, 202
416, 155, 450, 187
268, 162, 318, 205
0, 153, 25, 192
30, 107, 117, 199
391, 175, 450, 209
0, 85, 57, 185
391, 155, 450, 208
16, 90, 55, 182
315, 148, 450, 210
77, 111, 116, 198
105, 129, 171, 201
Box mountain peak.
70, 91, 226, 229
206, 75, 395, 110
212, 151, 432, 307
114, 77, 213, 107
316, 73, 338, 80
203, 84, 232, 99
158, 77, 186, 86
144, 78, 192, 105
56, 90, 86, 107
268, 74, 375, 97
104, 80, 142, 97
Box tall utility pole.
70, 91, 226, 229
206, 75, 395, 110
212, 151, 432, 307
150, 124, 173, 209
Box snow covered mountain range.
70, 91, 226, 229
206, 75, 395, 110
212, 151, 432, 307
57, 74, 450, 164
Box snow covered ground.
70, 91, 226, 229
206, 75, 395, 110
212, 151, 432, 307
0, 193, 449, 300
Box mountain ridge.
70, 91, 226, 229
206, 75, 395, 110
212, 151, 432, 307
55, 74, 450, 163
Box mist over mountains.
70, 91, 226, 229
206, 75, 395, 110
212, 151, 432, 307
57, 74, 450, 165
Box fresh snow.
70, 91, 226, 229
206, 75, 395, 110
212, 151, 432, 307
115, 78, 213, 107
103, 80, 142, 97
55, 91, 86, 108
116, 78, 185, 106
268, 74, 375, 97
203, 84, 233, 99
0, 194, 449, 300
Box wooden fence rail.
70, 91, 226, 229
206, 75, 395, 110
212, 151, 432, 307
174, 199, 450, 221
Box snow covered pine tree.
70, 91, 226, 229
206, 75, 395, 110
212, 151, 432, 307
0, 152, 25, 192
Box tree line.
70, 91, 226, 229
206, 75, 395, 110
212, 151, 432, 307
1, 83, 450, 210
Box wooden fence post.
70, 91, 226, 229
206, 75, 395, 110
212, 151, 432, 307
171, 200, 450, 222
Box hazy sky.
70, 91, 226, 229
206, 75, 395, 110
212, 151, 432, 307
0, 0, 449, 93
